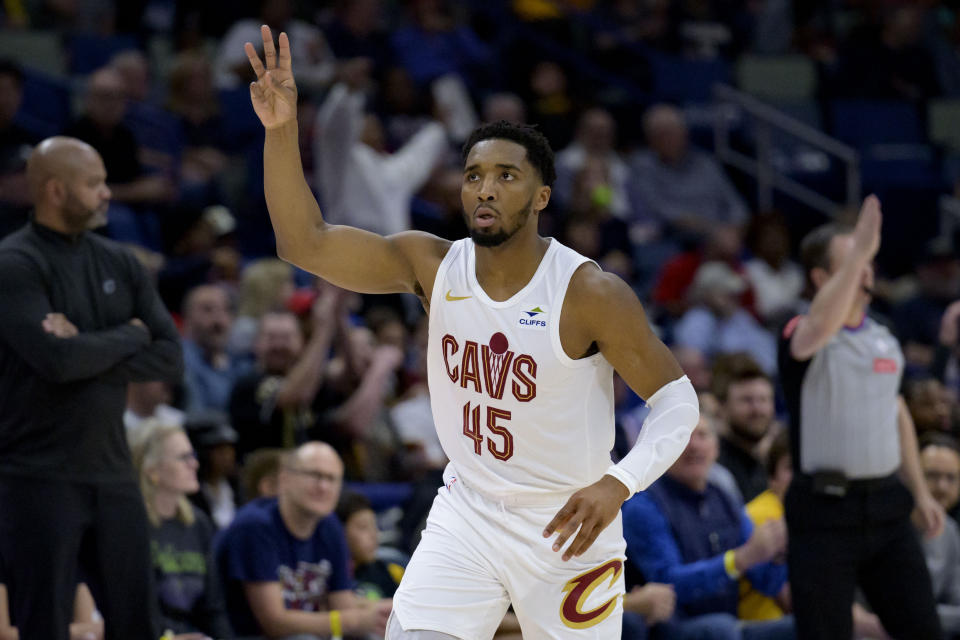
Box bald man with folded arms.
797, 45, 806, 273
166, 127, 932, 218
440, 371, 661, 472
0, 137, 183, 640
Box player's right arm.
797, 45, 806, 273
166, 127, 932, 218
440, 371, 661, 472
246, 26, 447, 298
789, 195, 881, 361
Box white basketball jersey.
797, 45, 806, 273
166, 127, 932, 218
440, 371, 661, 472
426, 238, 616, 499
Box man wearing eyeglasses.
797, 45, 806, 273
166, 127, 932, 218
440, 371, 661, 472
918, 433, 960, 637
215, 441, 392, 638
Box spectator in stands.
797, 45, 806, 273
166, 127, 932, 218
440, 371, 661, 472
65, 67, 175, 210
934, 299, 960, 398
216, 0, 336, 94
554, 107, 632, 220
0, 582, 103, 640
833, 6, 940, 101
229, 298, 339, 461
922, 432, 960, 525
187, 411, 241, 530
182, 284, 248, 412
228, 258, 295, 358
336, 490, 405, 600
894, 238, 960, 370
240, 448, 284, 503
673, 262, 777, 374
525, 60, 576, 150
919, 433, 960, 637
167, 52, 232, 211
652, 223, 753, 319
905, 376, 955, 436
744, 213, 804, 328
482, 92, 527, 125
322, 0, 391, 74
389, 0, 494, 89
125, 380, 185, 436
715, 355, 777, 502
215, 442, 392, 638
622, 410, 794, 639
0, 59, 37, 237
630, 104, 748, 240
313, 63, 448, 236
131, 420, 233, 639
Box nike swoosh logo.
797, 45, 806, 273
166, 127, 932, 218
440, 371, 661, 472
445, 289, 472, 301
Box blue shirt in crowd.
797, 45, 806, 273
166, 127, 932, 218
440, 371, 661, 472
622, 474, 787, 618
214, 497, 353, 636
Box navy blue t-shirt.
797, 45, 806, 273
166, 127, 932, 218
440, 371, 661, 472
214, 497, 353, 636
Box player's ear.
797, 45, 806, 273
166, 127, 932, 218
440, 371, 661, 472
533, 185, 551, 214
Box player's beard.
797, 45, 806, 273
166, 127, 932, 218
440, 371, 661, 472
469, 196, 533, 248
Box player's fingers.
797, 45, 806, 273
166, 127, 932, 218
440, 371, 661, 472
263, 71, 294, 102
245, 42, 265, 78
566, 521, 602, 560
543, 500, 576, 536
261, 24, 276, 69
278, 31, 292, 71
553, 515, 583, 554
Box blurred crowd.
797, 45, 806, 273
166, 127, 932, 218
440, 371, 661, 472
2, 0, 960, 639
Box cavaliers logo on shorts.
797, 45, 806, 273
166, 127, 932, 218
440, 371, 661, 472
558, 559, 623, 629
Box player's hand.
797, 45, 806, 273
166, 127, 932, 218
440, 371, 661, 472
245, 25, 298, 130
42, 312, 78, 338
543, 474, 630, 561
623, 583, 675, 624
913, 491, 945, 539
851, 194, 882, 263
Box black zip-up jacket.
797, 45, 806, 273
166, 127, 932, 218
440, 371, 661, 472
0, 220, 184, 482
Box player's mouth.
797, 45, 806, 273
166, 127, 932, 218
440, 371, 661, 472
475, 206, 498, 228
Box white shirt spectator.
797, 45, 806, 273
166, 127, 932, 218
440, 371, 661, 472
744, 257, 804, 323
314, 84, 447, 236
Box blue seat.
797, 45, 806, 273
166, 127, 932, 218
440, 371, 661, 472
67, 34, 139, 75
648, 52, 731, 103
829, 100, 924, 148
15, 70, 71, 138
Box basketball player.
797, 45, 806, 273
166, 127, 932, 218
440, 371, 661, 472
245, 26, 699, 639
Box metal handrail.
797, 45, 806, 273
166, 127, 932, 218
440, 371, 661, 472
713, 84, 861, 216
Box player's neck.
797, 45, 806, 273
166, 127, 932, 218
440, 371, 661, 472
474, 231, 550, 302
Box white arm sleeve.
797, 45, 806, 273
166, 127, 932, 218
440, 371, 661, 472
605, 375, 698, 495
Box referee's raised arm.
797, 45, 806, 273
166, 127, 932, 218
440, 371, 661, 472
790, 195, 881, 361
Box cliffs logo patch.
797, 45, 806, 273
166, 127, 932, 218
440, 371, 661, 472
559, 559, 623, 629
518, 306, 547, 331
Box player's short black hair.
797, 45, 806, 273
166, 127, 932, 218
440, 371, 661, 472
461, 120, 556, 187
336, 490, 373, 524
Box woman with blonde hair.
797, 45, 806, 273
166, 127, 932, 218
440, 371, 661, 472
130, 421, 233, 639
229, 258, 295, 356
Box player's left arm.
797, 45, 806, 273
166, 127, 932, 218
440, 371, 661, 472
544, 265, 698, 561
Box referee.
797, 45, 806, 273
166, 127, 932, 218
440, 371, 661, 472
779, 195, 944, 639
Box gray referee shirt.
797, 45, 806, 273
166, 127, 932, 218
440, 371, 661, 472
779, 315, 903, 479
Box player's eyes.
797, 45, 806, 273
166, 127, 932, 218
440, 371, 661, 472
466, 173, 479, 182
501, 172, 513, 180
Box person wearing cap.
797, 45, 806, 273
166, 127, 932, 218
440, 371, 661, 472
779, 196, 943, 639
673, 261, 777, 374
187, 411, 241, 530
130, 419, 233, 639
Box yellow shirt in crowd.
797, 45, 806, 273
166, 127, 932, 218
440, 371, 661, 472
739, 490, 786, 621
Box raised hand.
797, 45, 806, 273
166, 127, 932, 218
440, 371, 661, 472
245, 25, 298, 129
851, 194, 882, 263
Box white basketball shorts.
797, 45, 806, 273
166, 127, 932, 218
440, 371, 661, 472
392, 467, 626, 640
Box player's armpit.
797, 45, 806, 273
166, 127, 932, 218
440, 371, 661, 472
561, 265, 683, 398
